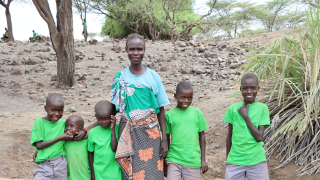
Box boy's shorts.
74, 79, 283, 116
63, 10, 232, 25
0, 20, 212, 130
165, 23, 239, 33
225, 162, 269, 180
166, 160, 202, 180
32, 155, 67, 180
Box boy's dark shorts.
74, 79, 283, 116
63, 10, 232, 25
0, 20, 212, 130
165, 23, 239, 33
225, 162, 269, 180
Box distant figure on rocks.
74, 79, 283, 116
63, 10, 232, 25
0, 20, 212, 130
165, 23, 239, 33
82, 20, 87, 36
1, 28, 9, 42
29, 30, 38, 42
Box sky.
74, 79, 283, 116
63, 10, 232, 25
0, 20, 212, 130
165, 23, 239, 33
0, 0, 268, 41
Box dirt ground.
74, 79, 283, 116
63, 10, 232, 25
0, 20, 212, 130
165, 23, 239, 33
1, 27, 319, 179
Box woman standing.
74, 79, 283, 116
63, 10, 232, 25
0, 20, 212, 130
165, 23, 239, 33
111, 34, 169, 180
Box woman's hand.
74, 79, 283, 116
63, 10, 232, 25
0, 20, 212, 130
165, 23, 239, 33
160, 139, 168, 159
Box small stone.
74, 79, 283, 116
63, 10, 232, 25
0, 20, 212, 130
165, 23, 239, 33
160, 66, 169, 72
36, 97, 46, 103
217, 43, 227, 49
51, 75, 57, 81
88, 57, 94, 60
47, 72, 51, 76
10, 69, 23, 75
229, 63, 240, 69
179, 42, 186, 47
0, 84, 5, 88
68, 107, 77, 112
37, 82, 45, 87
10, 83, 21, 89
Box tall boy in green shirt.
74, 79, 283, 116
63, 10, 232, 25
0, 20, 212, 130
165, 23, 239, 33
165, 81, 209, 180
31, 93, 73, 180
223, 73, 270, 180
88, 100, 122, 180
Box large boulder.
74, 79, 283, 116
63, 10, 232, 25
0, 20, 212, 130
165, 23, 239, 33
10, 69, 23, 75
88, 39, 98, 45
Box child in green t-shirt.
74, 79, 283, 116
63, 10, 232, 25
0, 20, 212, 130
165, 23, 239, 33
223, 73, 270, 180
64, 115, 90, 180
88, 100, 122, 180
30, 93, 73, 180
165, 81, 209, 180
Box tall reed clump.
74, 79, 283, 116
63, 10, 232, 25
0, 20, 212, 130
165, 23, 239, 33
240, 9, 320, 176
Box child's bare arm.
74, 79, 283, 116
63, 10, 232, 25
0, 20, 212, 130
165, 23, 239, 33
238, 104, 265, 142
35, 132, 72, 150
226, 123, 233, 158
88, 151, 95, 180
199, 131, 208, 174
111, 115, 118, 152
164, 134, 171, 177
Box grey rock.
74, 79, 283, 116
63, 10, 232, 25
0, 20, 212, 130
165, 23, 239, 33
10, 69, 23, 75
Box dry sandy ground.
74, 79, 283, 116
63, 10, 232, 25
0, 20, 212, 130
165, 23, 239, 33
0, 27, 319, 180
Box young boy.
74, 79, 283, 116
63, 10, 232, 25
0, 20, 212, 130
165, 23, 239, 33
165, 81, 209, 180
224, 73, 270, 180
88, 100, 122, 180
64, 115, 90, 180
30, 93, 72, 180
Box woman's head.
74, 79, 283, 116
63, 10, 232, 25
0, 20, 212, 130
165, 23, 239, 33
126, 33, 146, 66
125, 33, 145, 50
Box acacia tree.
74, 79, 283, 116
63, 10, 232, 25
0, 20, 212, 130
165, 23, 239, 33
255, 0, 294, 32
0, 0, 15, 41
163, 0, 218, 41
32, 0, 76, 87
73, 0, 90, 41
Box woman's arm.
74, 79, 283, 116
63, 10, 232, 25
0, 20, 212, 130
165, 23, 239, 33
111, 115, 118, 152
226, 123, 233, 158
88, 151, 95, 180
158, 107, 168, 159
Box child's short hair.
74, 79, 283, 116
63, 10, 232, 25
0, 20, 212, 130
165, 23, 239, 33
46, 93, 64, 106
176, 81, 193, 94
67, 115, 84, 128
241, 73, 259, 85
95, 100, 114, 114
126, 33, 145, 49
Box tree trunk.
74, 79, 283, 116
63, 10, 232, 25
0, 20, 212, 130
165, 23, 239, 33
84, 32, 87, 42
33, 0, 76, 88
55, 0, 76, 87
5, 7, 14, 41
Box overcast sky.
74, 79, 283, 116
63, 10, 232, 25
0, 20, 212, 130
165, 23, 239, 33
0, 0, 267, 41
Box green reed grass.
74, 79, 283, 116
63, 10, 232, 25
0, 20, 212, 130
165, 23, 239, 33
237, 8, 320, 176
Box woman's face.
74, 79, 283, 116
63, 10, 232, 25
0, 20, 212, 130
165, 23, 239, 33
126, 38, 145, 66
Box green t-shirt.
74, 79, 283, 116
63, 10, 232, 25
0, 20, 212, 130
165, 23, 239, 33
223, 101, 270, 166
83, 22, 87, 30
165, 106, 209, 167
33, 32, 37, 39
30, 117, 65, 163
65, 139, 90, 180
88, 125, 122, 180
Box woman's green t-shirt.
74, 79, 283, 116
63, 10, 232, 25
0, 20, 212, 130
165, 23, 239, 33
223, 101, 270, 166
88, 125, 122, 180
30, 117, 65, 163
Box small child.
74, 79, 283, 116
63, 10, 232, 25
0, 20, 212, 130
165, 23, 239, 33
224, 73, 270, 180
30, 93, 72, 180
64, 115, 90, 180
165, 81, 209, 180
88, 100, 122, 180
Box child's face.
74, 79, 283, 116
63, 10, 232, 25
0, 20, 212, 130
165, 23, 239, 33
174, 88, 193, 110
126, 39, 145, 65
95, 110, 112, 129
44, 101, 64, 123
240, 78, 259, 104
65, 118, 83, 137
